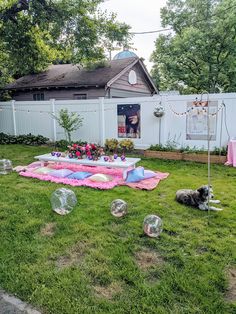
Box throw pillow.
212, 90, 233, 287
50, 169, 74, 178
126, 167, 144, 183
67, 171, 92, 180
34, 167, 54, 175
144, 170, 157, 179
89, 173, 113, 182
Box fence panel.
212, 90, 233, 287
0, 93, 235, 149
0, 102, 13, 134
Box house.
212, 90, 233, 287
4, 54, 158, 101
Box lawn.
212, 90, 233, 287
0, 145, 236, 314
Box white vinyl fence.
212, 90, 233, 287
0, 93, 235, 150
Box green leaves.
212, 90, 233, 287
0, 0, 131, 90
53, 109, 83, 143
151, 0, 236, 93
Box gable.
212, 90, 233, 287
108, 63, 154, 94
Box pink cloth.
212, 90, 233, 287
19, 163, 169, 190
225, 140, 236, 167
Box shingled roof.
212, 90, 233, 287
5, 57, 151, 91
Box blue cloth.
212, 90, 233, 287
125, 167, 144, 183
67, 171, 92, 180
50, 169, 74, 178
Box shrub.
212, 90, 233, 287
149, 143, 227, 156
52, 109, 83, 144
119, 139, 134, 152
55, 139, 87, 150
0, 133, 49, 145
105, 138, 119, 152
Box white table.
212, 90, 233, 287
34, 154, 141, 179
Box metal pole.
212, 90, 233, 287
207, 97, 211, 216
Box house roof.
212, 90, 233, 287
4, 57, 157, 93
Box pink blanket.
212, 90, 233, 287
20, 163, 169, 190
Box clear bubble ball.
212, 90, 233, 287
0, 159, 13, 175
143, 214, 163, 237
110, 199, 127, 217
51, 188, 77, 215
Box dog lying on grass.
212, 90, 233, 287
176, 185, 222, 211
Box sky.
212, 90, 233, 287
99, 0, 168, 71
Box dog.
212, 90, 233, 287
176, 185, 222, 211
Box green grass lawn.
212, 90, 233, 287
0, 145, 236, 314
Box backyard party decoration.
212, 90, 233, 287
51, 188, 77, 215
143, 214, 163, 238
0, 159, 13, 175
169, 93, 225, 214
110, 199, 128, 217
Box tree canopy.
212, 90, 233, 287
0, 0, 131, 89
151, 0, 236, 94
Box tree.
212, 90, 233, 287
0, 0, 131, 87
53, 109, 83, 144
151, 0, 236, 94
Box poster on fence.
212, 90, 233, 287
117, 104, 141, 138
186, 101, 218, 140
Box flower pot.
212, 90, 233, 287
144, 150, 227, 164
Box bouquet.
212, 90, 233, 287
68, 143, 104, 160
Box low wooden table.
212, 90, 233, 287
34, 154, 141, 179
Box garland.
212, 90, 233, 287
169, 101, 225, 117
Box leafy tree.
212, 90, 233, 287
53, 109, 83, 144
151, 0, 236, 94
0, 0, 131, 87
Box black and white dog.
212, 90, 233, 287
176, 185, 222, 211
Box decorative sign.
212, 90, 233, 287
186, 101, 218, 140
117, 104, 141, 138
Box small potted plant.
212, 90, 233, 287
153, 105, 165, 118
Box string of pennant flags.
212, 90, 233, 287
168, 100, 225, 117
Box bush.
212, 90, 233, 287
105, 138, 119, 152
119, 139, 134, 152
149, 143, 227, 156
0, 133, 49, 145
55, 139, 87, 150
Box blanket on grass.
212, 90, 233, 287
19, 162, 169, 190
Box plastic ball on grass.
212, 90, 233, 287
143, 214, 163, 238
110, 199, 127, 217
0, 159, 13, 175
51, 188, 77, 215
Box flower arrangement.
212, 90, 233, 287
67, 143, 104, 160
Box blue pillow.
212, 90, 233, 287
144, 170, 156, 179
67, 171, 92, 180
126, 167, 144, 183
50, 169, 74, 178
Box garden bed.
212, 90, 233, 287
144, 150, 227, 164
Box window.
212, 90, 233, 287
73, 94, 87, 100
33, 93, 44, 101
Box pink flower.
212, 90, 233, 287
85, 144, 91, 151
75, 151, 81, 157
86, 151, 91, 156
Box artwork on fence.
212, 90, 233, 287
186, 101, 218, 140
117, 104, 141, 138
